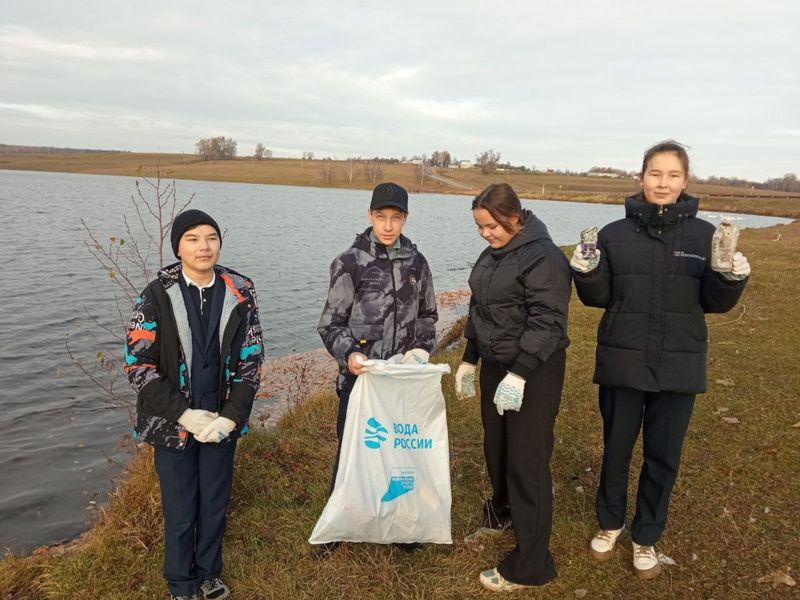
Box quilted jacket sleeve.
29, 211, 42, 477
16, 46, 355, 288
414, 260, 438, 354
318, 255, 361, 367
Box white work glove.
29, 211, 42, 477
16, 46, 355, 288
570, 244, 601, 273
177, 409, 217, 436
493, 373, 525, 415
401, 349, 430, 364
731, 252, 750, 278
455, 363, 477, 399
720, 252, 751, 281
196, 416, 237, 443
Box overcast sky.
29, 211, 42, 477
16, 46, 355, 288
2, 1, 797, 180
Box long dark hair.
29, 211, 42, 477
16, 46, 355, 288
472, 183, 523, 233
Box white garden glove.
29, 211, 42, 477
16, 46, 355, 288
720, 252, 751, 281
401, 349, 430, 364
570, 244, 601, 273
196, 416, 237, 443
455, 363, 477, 399
731, 252, 750, 277
177, 409, 217, 436
493, 373, 525, 415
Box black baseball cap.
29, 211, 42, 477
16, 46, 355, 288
370, 182, 408, 212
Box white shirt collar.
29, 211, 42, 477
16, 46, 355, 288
182, 270, 216, 290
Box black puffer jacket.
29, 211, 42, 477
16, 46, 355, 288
573, 193, 747, 394
463, 210, 571, 377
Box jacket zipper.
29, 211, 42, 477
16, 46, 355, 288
654, 206, 669, 387
387, 247, 398, 354
217, 305, 242, 413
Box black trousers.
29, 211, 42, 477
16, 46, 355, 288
595, 386, 695, 546
480, 350, 566, 587
154, 438, 237, 597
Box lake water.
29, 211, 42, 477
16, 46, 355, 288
0, 169, 791, 553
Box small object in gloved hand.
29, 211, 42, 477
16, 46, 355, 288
711, 221, 739, 272
580, 226, 598, 259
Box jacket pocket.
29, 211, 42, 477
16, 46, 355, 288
350, 325, 385, 359
599, 310, 618, 341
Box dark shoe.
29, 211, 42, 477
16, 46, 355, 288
200, 577, 230, 599
315, 541, 342, 558
170, 594, 200, 600
483, 500, 512, 530
394, 542, 422, 553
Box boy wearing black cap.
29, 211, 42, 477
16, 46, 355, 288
317, 183, 438, 553
125, 209, 263, 600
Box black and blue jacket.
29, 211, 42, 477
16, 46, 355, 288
125, 263, 264, 449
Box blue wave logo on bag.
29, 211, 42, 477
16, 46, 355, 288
364, 417, 388, 449
381, 467, 417, 503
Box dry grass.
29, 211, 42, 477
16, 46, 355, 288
2, 220, 799, 599
2, 153, 798, 218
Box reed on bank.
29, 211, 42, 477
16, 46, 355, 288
2, 220, 799, 599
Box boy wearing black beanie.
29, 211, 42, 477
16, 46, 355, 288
125, 209, 263, 600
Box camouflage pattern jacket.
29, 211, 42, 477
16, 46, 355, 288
125, 263, 264, 449
318, 228, 438, 391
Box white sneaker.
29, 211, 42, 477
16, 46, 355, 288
589, 526, 625, 561
479, 568, 528, 592
632, 541, 662, 580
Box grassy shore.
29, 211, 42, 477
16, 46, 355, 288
3, 152, 799, 219
3, 217, 799, 599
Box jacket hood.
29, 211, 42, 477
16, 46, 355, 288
491, 209, 553, 257
625, 192, 699, 228
351, 227, 416, 259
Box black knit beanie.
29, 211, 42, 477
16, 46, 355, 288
170, 209, 222, 258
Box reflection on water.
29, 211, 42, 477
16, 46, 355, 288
0, 169, 792, 552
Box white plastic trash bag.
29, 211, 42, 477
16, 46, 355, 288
309, 356, 453, 545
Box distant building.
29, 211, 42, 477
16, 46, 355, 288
459, 160, 472, 169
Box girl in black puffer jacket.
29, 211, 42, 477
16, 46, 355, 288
456, 183, 572, 592
571, 141, 750, 580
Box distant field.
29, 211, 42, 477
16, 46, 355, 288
2, 153, 798, 218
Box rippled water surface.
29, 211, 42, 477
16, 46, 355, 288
0, 169, 791, 552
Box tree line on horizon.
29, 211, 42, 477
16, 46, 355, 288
195, 137, 800, 191
5, 139, 794, 192
0, 143, 125, 155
